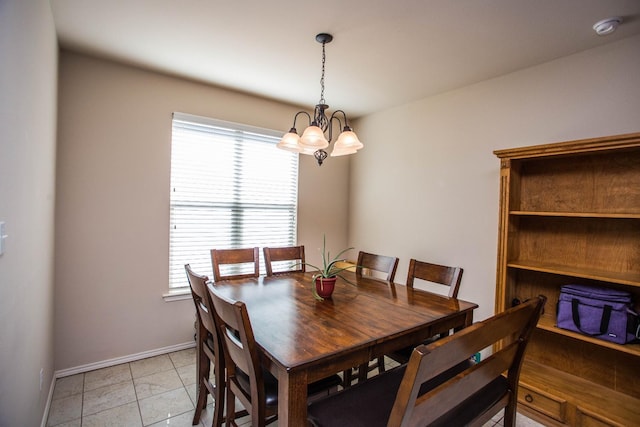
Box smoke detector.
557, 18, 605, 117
593, 17, 622, 36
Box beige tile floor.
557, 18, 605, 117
46, 348, 545, 427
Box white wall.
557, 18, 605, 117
349, 34, 640, 323
0, 0, 58, 425
54, 52, 350, 371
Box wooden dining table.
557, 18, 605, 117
209, 270, 478, 426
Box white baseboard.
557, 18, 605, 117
54, 341, 196, 379
40, 373, 56, 427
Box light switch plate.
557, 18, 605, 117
0, 222, 6, 256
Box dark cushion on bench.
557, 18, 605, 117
308, 359, 483, 427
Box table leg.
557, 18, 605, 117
460, 310, 474, 330
278, 369, 308, 427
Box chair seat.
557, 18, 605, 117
308, 365, 405, 427
236, 368, 280, 407
237, 369, 342, 408
429, 375, 508, 427
308, 360, 477, 427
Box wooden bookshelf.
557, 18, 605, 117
494, 132, 640, 426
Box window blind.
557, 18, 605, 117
169, 112, 298, 288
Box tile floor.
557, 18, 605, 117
47, 348, 545, 426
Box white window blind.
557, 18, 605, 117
169, 112, 299, 289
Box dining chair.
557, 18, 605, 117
263, 245, 306, 276
344, 251, 400, 387
307, 295, 547, 427
184, 264, 225, 427
388, 258, 464, 364
210, 247, 260, 281
208, 285, 342, 427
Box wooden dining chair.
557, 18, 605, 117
263, 245, 306, 276
308, 295, 547, 427
344, 251, 400, 387
388, 258, 464, 364
184, 264, 225, 427
208, 285, 342, 427
210, 247, 260, 281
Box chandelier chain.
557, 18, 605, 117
319, 41, 326, 104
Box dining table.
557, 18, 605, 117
209, 270, 478, 427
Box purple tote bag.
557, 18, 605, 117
557, 284, 636, 345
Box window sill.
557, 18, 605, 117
163, 288, 191, 302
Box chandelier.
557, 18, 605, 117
277, 33, 363, 166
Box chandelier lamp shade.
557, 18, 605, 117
276, 33, 363, 166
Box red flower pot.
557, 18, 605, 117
315, 276, 337, 298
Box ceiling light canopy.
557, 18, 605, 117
593, 17, 622, 36
277, 33, 363, 166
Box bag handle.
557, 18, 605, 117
571, 298, 612, 336
628, 308, 640, 340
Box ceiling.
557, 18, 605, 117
51, 0, 640, 118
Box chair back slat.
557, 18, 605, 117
413, 301, 540, 378
221, 323, 253, 377
196, 300, 215, 334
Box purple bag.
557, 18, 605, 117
557, 284, 638, 344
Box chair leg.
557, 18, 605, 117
212, 359, 224, 427
351, 356, 387, 385
193, 380, 209, 424
342, 368, 353, 388
357, 363, 369, 382
225, 381, 235, 427
193, 327, 208, 424
503, 394, 517, 427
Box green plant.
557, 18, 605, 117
303, 235, 357, 300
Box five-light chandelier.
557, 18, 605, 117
277, 33, 363, 166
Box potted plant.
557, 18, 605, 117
303, 235, 357, 300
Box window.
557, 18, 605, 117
168, 112, 298, 289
